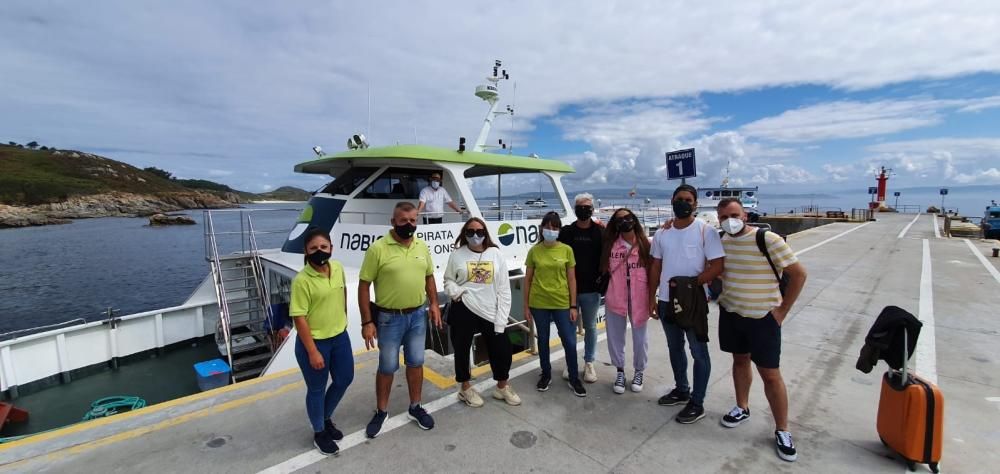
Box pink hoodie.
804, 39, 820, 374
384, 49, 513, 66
605, 237, 651, 327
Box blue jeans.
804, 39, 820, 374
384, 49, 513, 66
295, 331, 355, 433
532, 308, 579, 382
376, 307, 427, 374
658, 300, 711, 406
578, 292, 601, 363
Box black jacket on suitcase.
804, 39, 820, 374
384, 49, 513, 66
856, 305, 923, 373
668, 276, 710, 342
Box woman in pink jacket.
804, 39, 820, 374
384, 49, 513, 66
600, 208, 653, 394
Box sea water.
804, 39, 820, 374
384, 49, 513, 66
0, 205, 302, 334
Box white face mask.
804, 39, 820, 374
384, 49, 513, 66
430, 181, 440, 189
542, 229, 560, 242
468, 235, 485, 247
721, 217, 745, 235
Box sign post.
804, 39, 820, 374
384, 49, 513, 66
665, 148, 697, 185
893, 191, 901, 209
868, 186, 877, 208
940, 188, 948, 213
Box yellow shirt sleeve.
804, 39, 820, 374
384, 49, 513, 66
565, 244, 577, 268
359, 243, 381, 282
765, 231, 798, 269
289, 274, 310, 317
525, 245, 536, 269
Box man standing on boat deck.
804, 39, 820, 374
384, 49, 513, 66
417, 171, 462, 225
359, 201, 443, 438
558, 193, 603, 383
649, 184, 725, 425
715, 197, 807, 463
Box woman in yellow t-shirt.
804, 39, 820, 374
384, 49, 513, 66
290, 227, 354, 456
523, 212, 586, 397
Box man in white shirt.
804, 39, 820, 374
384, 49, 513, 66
417, 171, 462, 224
649, 184, 725, 425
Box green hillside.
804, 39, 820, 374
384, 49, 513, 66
0, 145, 191, 204
0, 144, 291, 205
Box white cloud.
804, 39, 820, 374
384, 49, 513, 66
741, 96, 1000, 143
2, 1, 1000, 191
858, 138, 1000, 184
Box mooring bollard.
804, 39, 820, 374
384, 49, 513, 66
992, 247, 999, 258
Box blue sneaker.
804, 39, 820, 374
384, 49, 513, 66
325, 419, 344, 441
407, 404, 435, 430
365, 410, 388, 438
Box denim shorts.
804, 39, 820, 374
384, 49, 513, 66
376, 307, 427, 374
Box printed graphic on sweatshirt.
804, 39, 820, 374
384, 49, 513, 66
466, 261, 495, 284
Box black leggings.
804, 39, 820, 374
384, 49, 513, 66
449, 300, 512, 383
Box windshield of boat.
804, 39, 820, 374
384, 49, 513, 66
466, 170, 568, 221
321, 167, 379, 195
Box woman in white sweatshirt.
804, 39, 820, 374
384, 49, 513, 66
443, 217, 520, 407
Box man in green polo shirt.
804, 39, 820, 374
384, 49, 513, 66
359, 201, 442, 438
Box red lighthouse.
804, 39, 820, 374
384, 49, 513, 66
874, 166, 891, 210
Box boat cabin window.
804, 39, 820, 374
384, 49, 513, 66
990, 211, 1000, 218
711, 191, 720, 197
721, 190, 734, 197
357, 167, 435, 199
321, 167, 379, 195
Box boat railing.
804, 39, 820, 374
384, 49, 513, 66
202, 208, 303, 261
772, 206, 844, 216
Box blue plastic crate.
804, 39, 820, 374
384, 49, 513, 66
193, 358, 231, 391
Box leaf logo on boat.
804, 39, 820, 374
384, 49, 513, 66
497, 223, 515, 246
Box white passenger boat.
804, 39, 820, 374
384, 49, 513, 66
0, 60, 575, 403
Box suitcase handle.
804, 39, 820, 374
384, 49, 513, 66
897, 327, 910, 385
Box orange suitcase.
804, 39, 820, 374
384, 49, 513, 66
876, 329, 943, 472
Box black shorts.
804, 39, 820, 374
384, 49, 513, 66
718, 305, 781, 369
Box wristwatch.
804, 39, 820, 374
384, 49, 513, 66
570, 305, 578, 309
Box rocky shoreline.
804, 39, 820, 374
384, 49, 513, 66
0, 191, 241, 229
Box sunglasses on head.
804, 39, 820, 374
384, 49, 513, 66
464, 228, 487, 238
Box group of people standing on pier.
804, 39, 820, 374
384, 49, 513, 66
287, 183, 807, 463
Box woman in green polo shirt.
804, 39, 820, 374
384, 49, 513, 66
524, 211, 586, 397
290, 227, 354, 456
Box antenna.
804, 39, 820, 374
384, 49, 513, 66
508, 81, 516, 154
367, 82, 372, 144
473, 59, 513, 152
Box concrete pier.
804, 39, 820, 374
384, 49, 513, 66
2, 213, 998, 473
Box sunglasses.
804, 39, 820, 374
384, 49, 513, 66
575, 205, 593, 211
464, 228, 487, 238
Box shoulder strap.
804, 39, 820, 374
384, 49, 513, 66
755, 228, 782, 285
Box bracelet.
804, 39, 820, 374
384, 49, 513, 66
362, 320, 374, 327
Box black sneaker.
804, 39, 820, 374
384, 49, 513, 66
775, 430, 797, 462
675, 401, 706, 424
569, 379, 587, 397
365, 409, 388, 438
313, 430, 339, 456
721, 406, 750, 428
407, 404, 435, 430
657, 388, 690, 406
325, 419, 344, 441
537, 374, 552, 392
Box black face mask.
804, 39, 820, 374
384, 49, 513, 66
618, 219, 635, 232
306, 250, 331, 266
672, 200, 693, 219
574, 206, 593, 221
394, 223, 417, 239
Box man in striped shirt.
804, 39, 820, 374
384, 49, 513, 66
715, 198, 807, 463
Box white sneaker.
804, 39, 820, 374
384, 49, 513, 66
613, 371, 626, 394
492, 385, 522, 406
630, 371, 644, 392
583, 362, 598, 383
562, 367, 570, 380
457, 387, 484, 407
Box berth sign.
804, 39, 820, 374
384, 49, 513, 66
665, 148, 696, 180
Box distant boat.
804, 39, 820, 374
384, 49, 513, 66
524, 197, 547, 208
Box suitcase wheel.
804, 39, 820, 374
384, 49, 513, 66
906, 460, 916, 472
929, 462, 939, 473
879, 436, 887, 447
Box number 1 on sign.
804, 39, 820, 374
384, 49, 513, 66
675, 161, 683, 175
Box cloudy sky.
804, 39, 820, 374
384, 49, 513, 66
3, 1, 1000, 196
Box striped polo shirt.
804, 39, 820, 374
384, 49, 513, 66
719, 229, 798, 319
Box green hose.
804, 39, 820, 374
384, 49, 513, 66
82, 396, 147, 421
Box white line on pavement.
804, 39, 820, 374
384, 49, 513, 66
964, 239, 1000, 285
915, 239, 938, 385
932, 215, 941, 239
897, 214, 920, 239
259, 333, 608, 474
794, 221, 872, 256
